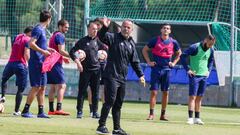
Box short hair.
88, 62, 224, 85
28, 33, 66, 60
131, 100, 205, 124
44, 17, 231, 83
205, 34, 216, 41
24, 26, 33, 34
58, 19, 69, 27
40, 10, 52, 22
123, 19, 134, 24
161, 23, 171, 29
87, 21, 96, 28
93, 18, 103, 25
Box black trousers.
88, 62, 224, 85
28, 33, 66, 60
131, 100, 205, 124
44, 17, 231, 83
77, 70, 100, 113
99, 77, 126, 130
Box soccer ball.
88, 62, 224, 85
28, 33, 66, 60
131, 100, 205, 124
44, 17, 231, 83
0, 103, 5, 113
98, 50, 107, 61
75, 49, 86, 62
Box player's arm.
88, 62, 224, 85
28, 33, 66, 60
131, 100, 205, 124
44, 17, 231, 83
142, 46, 156, 67
180, 44, 198, 76
171, 50, 181, 66
98, 18, 113, 46
170, 40, 182, 67
58, 45, 70, 64
69, 40, 81, 61
208, 48, 214, 71
55, 33, 69, 57
24, 42, 30, 62
130, 43, 145, 87
69, 40, 83, 72
97, 39, 108, 51
29, 38, 50, 57
142, 37, 157, 67
58, 45, 69, 57
47, 47, 56, 53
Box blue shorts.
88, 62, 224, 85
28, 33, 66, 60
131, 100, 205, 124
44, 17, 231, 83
47, 62, 65, 84
150, 67, 170, 91
189, 76, 207, 96
28, 61, 47, 87
2, 62, 28, 89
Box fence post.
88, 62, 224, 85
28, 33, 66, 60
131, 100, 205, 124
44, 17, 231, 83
83, 0, 90, 36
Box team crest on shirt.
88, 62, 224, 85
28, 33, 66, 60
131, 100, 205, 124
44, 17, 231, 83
128, 44, 132, 50
120, 42, 124, 46
87, 42, 90, 46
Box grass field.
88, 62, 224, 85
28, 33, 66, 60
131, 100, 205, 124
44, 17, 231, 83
0, 95, 240, 135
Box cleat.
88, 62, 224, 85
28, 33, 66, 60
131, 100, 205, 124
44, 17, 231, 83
55, 110, 70, 115
0, 97, 6, 103
90, 112, 93, 117
160, 115, 168, 121
108, 114, 112, 118
112, 128, 129, 135
146, 114, 154, 120
96, 126, 109, 134
13, 111, 21, 116
92, 112, 100, 119
194, 118, 204, 125
21, 112, 35, 118
187, 118, 194, 125
37, 113, 50, 118
48, 111, 56, 115
76, 111, 83, 119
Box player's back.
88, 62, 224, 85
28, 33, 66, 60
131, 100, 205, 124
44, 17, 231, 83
9, 33, 30, 64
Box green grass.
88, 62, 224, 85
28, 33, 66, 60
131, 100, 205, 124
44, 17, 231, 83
0, 95, 240, 135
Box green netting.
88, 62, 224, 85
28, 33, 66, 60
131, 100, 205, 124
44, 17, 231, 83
91, 0, 240, 51
212, 23, 240, 51
91, 0, 238, 26
0, 0, 45, 36
0, 0, 240, 56
0, 0, 84, 58
212, 23, 231, 51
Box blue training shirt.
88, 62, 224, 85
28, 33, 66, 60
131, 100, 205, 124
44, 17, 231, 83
29, 24, 48, 63
55, 33, 65, 45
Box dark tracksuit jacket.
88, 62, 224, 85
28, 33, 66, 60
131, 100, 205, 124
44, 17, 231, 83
69, 36, 106, 113
98, 25, 144, 130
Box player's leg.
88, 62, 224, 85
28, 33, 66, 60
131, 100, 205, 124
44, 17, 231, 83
100, 85, 105, 103
48, 84, 56, 114
99, 63, 105, 103
55, 83, 70, 115
187, 76, 199, 124
76, 71, 91, 118
160, 91, 169, 120
22, 61, 48, 118
194, 96, 203, 124
194, 77, 207, 125
21, 86, 40, 117
87, 87, 93, 117
36, 72, 49, 118
89, 70, 100, 118
147, 68, 160, 120
14, 63, 28, 115
1, 63, 14, 102
147, 90, 157, 120
97, 78, 117, 134
112, 82, 125, 131
36, 85, 49, 118
160, 70, 170, 121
